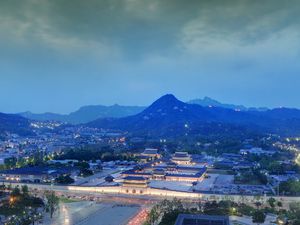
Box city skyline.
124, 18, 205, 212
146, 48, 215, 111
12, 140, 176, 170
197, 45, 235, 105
1, 0, 300, 113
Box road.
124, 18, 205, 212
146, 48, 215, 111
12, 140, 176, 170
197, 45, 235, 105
4, 181, 300, 205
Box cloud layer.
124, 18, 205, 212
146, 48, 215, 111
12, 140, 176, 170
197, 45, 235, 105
0, 0, 300, 113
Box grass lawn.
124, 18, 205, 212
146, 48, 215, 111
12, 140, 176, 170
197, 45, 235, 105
59, 197, 80, 203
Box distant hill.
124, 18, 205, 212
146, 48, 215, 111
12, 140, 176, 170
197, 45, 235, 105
20, 111, 66, 122
188, 97, 268, 111
20, 105, 145, 124
17, 95, 300, 137
19, 97, 269, 124
87, 94, 300, 137
254, 107, 300, 119
0, 113, 34, 136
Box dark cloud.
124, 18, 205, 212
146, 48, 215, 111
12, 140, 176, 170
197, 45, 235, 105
1, 0, 299, 58
0, 0, 299, 112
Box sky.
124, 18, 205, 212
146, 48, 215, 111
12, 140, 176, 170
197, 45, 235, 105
0, 0, 300, 114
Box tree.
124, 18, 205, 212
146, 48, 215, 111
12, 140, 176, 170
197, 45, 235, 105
267, 197, 276, 208
147, 205, 160, 225
11, 186, 21, 196
44, 191, 59, 218
55, 175, 74, 184
277, 201, 282, 208
279, 180, 300, 196
252, 210, 266, 225
4, 157, 17, 169
288, 202, 300, 225
289, 202, 300, 215
30, 208, 43, 225
21, 185, 29, 197
171, 198, 184, 212
197, 200, 204, 212
292, 219, 300, 225
254, 201, 262, 209
75, 161, 90, 169
159, 210, 179, 225
79, 168, 94, 177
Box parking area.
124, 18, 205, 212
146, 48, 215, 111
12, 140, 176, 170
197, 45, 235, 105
194, 174, 271, 195
74, 168, 125, 186
194, 174, 234, 192
194, 174, 218, 191
149, 180, 193, 192
214, 174, 234, 185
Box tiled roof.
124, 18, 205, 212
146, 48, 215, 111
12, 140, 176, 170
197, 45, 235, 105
123, 176, 147, 181
174, 153, 189, 157
0, 166, 74, 176
143, 149, 158, 154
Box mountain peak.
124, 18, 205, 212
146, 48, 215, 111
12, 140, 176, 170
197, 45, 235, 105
148, 94, 183, 108
156, 94, 178, 102
140, 94, 187, 116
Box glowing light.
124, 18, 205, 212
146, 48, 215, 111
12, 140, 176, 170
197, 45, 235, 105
296, 153, 300, 166
9, 197, 15, 204
278, 219, 284, 224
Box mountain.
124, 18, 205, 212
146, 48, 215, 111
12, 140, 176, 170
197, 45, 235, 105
17, 95, 300, 137
188, 97, 247, 111
67, 104, 145, 124
19, 97, 269, 124
0, 113, 34, 136
257, 107, 300, 120
188, 97, 268, 111
20, 111, 66, 122
20, 105, 145, 124
87, 94, 300, 137
86, 94, 260, 137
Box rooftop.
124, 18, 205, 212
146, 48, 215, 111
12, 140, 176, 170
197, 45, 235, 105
123, 176, 147, 181
142, 148, 159, 155
0, 166, 74, 176
174, 152, 190, 158
175, 214, 231, 225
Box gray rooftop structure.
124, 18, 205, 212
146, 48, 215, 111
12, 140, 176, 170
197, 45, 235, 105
175, 214, 231, 225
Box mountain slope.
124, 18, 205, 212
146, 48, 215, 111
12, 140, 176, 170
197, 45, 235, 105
67, 104, 145, 124
87, 94, 300, 137
20, 105, 145, 124
20, 111, 66, 122
0, 113, 34, 136
188, 97, 247, 111
19, 96, 270, 124
188, 97, 268, 111
87, 94, 264, 137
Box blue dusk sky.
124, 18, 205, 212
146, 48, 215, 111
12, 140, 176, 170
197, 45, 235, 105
0, 0, 300, 113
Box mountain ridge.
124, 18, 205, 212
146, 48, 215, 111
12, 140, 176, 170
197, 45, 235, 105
18, 95, 300, 135
19, 96, 272, 124
0, 112, 34, 136
87, 94, 300, 137
19, 104, 146, 124
2, 94, 300, 137
188, 97, 268, 111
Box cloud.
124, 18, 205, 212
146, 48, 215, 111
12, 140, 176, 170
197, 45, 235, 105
0, 0, 300, 112
1, 0, 300, 59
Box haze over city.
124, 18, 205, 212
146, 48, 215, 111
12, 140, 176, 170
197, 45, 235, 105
0, 0, 300, 113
